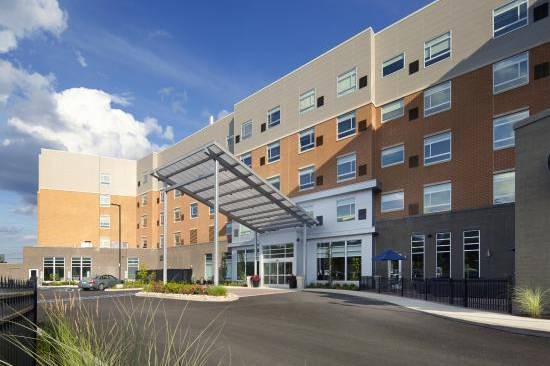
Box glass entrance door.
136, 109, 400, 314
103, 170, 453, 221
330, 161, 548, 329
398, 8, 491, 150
262, 243, 294, 286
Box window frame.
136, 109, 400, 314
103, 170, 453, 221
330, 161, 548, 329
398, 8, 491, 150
336, 198, 356, 222
336, 112, 356, 140
99, 215, 110, 229
141, 215, 148, 228
463, 230, 480, 279
240, 152, 252, 167
411, 234, 425, 279
173, 232, 182, 246
100, 173, 110, 185
493, 0, 528, 38
267, 106, 281, 129
299, 89, 316, 114
424, 81, 452, 117
337, 67, 357, 97
381, 99, 404, 123
336, 153, 357, 183
190, 202, 199, 219
267, 141, 281, 163
382, 53, 405, 77
381, 144, 405, 168
493, 109, 529, 150
141, 193, 148, 207
424, 31, 452, 68
173, 207, 182, 223
267, 175, 281, 190
299, 128, 315, 153
424, 131, 452, 166
299, 165, 315, 191
436, 232, 452, 278
493, 171, 516, 205
493, 52, 529, 95
423, 182, 452, 214
241, 120, 253, 140
99, 194, 110, 207
381, 191, 405, 213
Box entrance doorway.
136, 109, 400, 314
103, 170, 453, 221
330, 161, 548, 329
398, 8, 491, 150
262, 244, 294, 286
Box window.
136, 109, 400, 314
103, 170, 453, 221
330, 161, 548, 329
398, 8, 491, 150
267, 141, 280, 163
424, 183, 451, 214
267, 175, 280, 190
337, 112, 356, 139
100, 236, 110, 248
241, 120, 252, 140
100, 215, 110, 229
100, 173, 110, 185
141, 215, 148, 228
141, 194, 148, 206
140, 236, 148, 248
174, 190, 182, 198
205, 254, 213, 281
299, 128, 315, 152
238, 223, 251, 237
127, 257, 139, 280
299, 166, 315, 191
222, 252, 232, 280
267, 106, 281, 128
381, 191, 404, 213
43, 257, 65, 281
493, 110, 529, 149
241, 153, 252, 168
99, 194, 110, 207
337, 153, 356, 182
381, 99, 404, 123
424, 131, 451, 165
209, 206, 215, 217
436, 232, 451, 278
189, 228, 198, 244
463, 230, 480, 279
493, 171, 515, 204
142, 173, 148, 184
299, 89, 315, 114
411, 234, 425, 279
316, 240, 362, 282
173, 232, 182, 246
424, 81, 451, 117
329, 242, 344, 281
381, 144, 404, 168
424, 32, 451, 67
336, 198, 355, 222
190, 203, 198, 219
160, 212, 164, 226
382, 53, 405, 77
337, 68, 357, 97
493, 0, 528, 38
237, 249, 256, 280
159, 234, 164, 248
173, 208, 182, 222
493, 52, 529, 94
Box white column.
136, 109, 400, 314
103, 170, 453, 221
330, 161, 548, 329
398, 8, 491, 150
213, 160, 220, 286
163, 183, 168, 284
302, 224, 307, 283
254, 231, 258, 276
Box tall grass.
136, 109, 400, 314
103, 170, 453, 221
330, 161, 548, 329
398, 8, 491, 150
515, 287, 548, 318
1, 293, 228, 365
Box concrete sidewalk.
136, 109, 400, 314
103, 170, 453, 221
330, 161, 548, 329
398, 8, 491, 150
305, 288, 550, 337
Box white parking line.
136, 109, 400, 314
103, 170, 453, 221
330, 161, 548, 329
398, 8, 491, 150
39, 291, 138, 304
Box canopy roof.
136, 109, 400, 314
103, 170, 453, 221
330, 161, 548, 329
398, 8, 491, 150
152, 142, 317, 233
373, 250, 407, 261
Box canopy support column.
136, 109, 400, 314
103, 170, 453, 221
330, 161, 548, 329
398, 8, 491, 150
163, 183, 168, 284
302, 224, 307, 284
213, 159, 220, 286
254, 232, 258, 276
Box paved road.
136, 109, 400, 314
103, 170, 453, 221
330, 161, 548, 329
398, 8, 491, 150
38, 289, 550, 366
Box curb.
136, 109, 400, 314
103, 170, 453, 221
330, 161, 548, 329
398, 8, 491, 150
134, 291, 239, 302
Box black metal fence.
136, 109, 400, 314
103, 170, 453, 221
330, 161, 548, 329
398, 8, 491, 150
0, 276, 37, 366
359, 276, 513, 314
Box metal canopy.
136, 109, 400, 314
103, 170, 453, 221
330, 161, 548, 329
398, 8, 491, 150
152, 142, 317, 233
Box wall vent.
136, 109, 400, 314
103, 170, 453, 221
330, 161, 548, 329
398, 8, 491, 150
359, 75, 368, 89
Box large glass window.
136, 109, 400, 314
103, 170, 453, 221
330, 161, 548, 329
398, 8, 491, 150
493, 171, 515, 204
127, 257, 139, 280
411, 234, 425, 279
337, 112, 356, 139
381, 144, 404, 168
299, 166, 315, 191
382, 53, 405, 77
330, 241, 345, 281
381, 191, 404, 213
240, 152, 252, 167
424, 81, 451, 117
43, 257, 65, 281
337, 198, 355, 222
424, 32, 451, 67
267, 141, 280, 163
190, 203, 198, 218
381, 99, 404, 123
493, 0, 528, 38
299, 128, 315, 152
424, 131, 451, 165
493, 109, 529, 150
267, 175, 280, 190
337, 68, 357, 97
346, 240, 362, 281
316, 243, 330, 281
463, 230, 480, 279
71, 257, 92, 280
267, 106, 281, 128
299, 89, 316, 114
493, 52, 529, 94
204, 254, 213, 281
436, 232, 451, 278
316, 240, 362, 282
241, 120, 252, 140
221, 252, 232, 280
424, 183, 451, 214
237, 249, 256, 281
337, 153, 356, 182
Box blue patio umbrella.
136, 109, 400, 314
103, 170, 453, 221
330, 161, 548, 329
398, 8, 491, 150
373, 250, 406, 261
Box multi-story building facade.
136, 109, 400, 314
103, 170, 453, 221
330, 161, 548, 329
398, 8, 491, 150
4, 0, 550, 286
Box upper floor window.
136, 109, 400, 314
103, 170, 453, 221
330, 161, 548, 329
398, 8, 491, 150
267, 175, 280, 190
100, 173, 110, 185
267, 141, 280, 163
424, 32, 451, 67
424, 81, 451, 117
141, 194, 148, 207
100, 215, 110, 229
299, 128, 315, 152
209, 206, 215, 216
381, 144, 405, 168
381, 191, 404, 213
299, 166, 315, 191
493, 52, 529, 94
268, 106, 281, 128
424, 131, 451, 166
493, 109, 529, 150
424, 182, 451, 214
174, 232, 182, 246
142, 173, 148, 184
493, 171, 515, 204
190, 203, 198, 219
241, 152, 252, 168
174, 190, 182, 198
241, 120, 252, 140
173, 208, 183, 222
337, 68, 357, 97
337, 112, 356, 139
141, 215, 148, 228
299, 89, 316, 114
493, 0, 528, 38
336, 198, 355, 222
99, 194, 110, 207
381, 99, 404, 123
337, 153, 356, 182
382, 54, 404, 77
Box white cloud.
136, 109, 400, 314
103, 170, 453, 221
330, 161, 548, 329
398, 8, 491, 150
11, 204, 36, 216
75, 50, 87, 67
0, 0, 67, 53
2, 139, 11, 146
217, 109, 230, 120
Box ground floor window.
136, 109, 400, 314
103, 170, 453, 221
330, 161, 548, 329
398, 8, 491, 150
436, 233, 451, 278
71, 257, 92, 280
463, 230, 480, 279
221, 252, 232, 280
43, 257, 65, 281
237, 249, 256, 280
316, 239, 362, 282
411, 234, 425, 279
127, 257, 139, 280
205, 253, 213, 281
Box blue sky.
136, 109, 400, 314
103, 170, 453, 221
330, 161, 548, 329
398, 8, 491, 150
0, 0, 432, 261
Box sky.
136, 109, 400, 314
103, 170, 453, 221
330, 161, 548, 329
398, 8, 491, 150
0, 0, 433, 262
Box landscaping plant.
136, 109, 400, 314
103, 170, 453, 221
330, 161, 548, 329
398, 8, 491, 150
515, 287, 548, 318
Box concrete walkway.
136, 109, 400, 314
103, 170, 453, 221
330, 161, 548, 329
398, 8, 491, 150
305, 288, 550, 337
226, 286, 297, 298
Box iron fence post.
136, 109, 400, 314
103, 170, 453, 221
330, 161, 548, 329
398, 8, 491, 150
401, 276, 404, 297
507, 277, 513, 314
463, 278, 468, 308
424, 278, 428, 300
449, 278, 453, 305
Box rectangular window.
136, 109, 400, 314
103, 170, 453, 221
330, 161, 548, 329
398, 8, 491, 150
190, 229, 198, 244
237, 249, 256, 280
299, 166, 315, 191
464, 230, 480, 279
241, 120, 252, 140
141, 215, 148, 228
346, 240, 362, 281
100, 173, 110, 185
141, 194, 148, 206
222, 252, 232, 280
190, 203, 198, 218
127, 257, 139, 280
424, 182, 451, 214
337, 112, 356, 139
382, 53, 405, 77
267, 141, 280, 163
493, 0, 528, 38
337, 153, 356, 182
336, 198, 355, 222
493, 109, 529, 150
240, 152, 252, 167
299, 89, 315, 114
100, 236, 110, 248
424, 81, 451, 117
267, 106, 281, 128
43, 257, 65, 281
493, 171, 515, 204
493, 52, 529, 94
142, 173, 148, 184
159, 234, 164, 248
205, 253, 213, 280
381, 99, 404, 123
173, 232, 182, 246
424, 131, 451, 165
424, 32, 451, 67
267, 175, 280, 190
140, 236, 148, 248
100, 215, 110, 229
299, 128, 315, 152
173, 208, 182, 222
337, 68, 357, 97
160, 212, 164, 226
174, 190, 182, 198
99, 194, 110, 207
381, 191, 404, 213
209, 206, 215, 217
436, 232, 451, 278
381, 144, 404, 168
411, 234, 425, 279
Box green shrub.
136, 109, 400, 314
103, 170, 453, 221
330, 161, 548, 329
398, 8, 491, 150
136, 265, 149, 282
144, 281, 227, 296
207, 286, 227, 297
42, 280, 78, 286
122, 280, 146, 289
306, 282, 358, 291
515, 287, 548, 318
